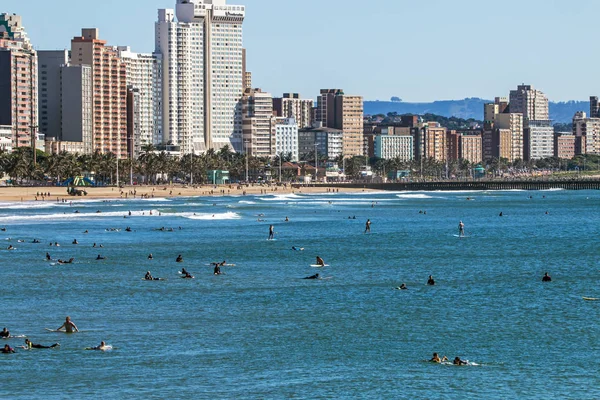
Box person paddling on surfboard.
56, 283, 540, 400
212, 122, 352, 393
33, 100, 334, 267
24, 339, 60, 349
88, 341, 109, 351
458, 221, 465, 237
316, 256, 326, 267
0, 327, 10, 338
453, 356, 468, 365
304, 273, 320, 280
1, 344, 15, 353
57, 316, 79, 333
429, 353, 447, 363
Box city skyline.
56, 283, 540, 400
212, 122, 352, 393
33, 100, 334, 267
8, 0, 600, 103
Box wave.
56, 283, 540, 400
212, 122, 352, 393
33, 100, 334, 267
238, 201, 257, 205
183, 212, 241, 220
258, 194, 304, 201
395, 194, 434, 199
0, 209, 163, 223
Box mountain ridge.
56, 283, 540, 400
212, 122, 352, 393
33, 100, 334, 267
364, 98, 589, 124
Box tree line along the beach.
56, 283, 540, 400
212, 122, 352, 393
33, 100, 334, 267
0, 144, 598, 186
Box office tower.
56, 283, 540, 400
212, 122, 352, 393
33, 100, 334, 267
316, 89, 363, 157
241, 88, 274, 157
573, 111, 600, 155
118, 47, 162, 158
509, 84, 549, 121
273, 93, 313, 129
156, 0, 245, 154
38, 50, 93, 154
70, 28, 127, 158
274, 118, 298, 162
0, 13, 38, 149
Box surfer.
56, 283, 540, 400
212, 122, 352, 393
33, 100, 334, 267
291, 246, 304, 251
429, 353, 447, 363
2, 344, 15, 354
24, 339, 60, 349
0, 327, 9, 338
182, 272, 194, 279
148, 254, 153, 260
304, 273, 320, 280
285, 216, 289, 222
7, 245, 14, 250
268, 225, 274, 240
364, 219, 371, 234
88, 341, 109, 351
427, 275, 435, 286
181, 268, 189, 275
96, 255, 105, 260
176, 255, 183, 263
499, 212, 503, 217
453, 356, 468, 365
46, 252, 51, 261
397, 283, 407, 290
57, 316, 79, 333
542, 272, 552, 282
214, 264, 222, 275
458, 221, 465, 237
72, 239, 78, 245
144, 271, 161, 281
316, 256, 326, 267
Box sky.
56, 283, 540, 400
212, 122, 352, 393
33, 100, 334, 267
7, 0, 600, 102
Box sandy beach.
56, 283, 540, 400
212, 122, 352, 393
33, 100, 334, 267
0, 184, 378, 202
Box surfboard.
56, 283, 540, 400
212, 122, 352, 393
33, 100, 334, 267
583, 297, 599, 301
85, 345, 113, 351
2, 335, 26, 339
453, 235, 470, 238
141, 278, 165, 281
44, 328, 76, 333
310, 264, 329, 268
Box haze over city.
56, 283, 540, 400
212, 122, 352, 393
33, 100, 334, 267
10, 0, 600, 102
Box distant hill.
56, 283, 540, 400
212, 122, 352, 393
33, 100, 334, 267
365, 99, 590, 124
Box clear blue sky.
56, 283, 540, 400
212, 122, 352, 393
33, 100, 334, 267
8, 0, 600, 102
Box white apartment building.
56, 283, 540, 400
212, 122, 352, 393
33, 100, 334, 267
525, 121, 554, 160
156, 0, 245, 154
495, 113, 524, 162
274, 118, 298, 161
573, 112, 600, 155
374, 134, 413, 161
118, 47, 162, 155
509, 85, 549, 121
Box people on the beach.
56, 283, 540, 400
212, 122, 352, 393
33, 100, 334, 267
57, 316, 79, 333
427, 275, 435, 286
542, 272, 552, 282
0, 327, 9, 338
24, 339, 60, 349
364, 219, 371, 233
316, 256, 325, 267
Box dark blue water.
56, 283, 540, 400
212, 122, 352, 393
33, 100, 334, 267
1, 190, 599, 399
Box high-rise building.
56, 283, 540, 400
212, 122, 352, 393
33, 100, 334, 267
554, 132, 576, 159
459, 132, 483, 164
241, 88, 274, 157
316, 89, 363, 157
118, 46, 162, 158
0, 13, 38, 149
273, 93, 313, 129
374, 134, 413, 161
509, 84, 549, 121
298, 124, 343, 161
70, 28, 127, 158
418, 122, 447, 161
573, 111, 600, 155
38, 50, 93, 154
495, 113, 524, 162
156, 0, 245, 154
524, 120, 554, 160
590, 96, 600, 118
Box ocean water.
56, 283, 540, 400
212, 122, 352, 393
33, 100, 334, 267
1, 189, 599, 399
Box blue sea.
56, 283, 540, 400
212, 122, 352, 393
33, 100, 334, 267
1, 189, 599, 399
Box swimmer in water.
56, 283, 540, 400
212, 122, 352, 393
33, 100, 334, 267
427, 275, 435, 286
542, 272, 552, 282
56, 316, 79, 333
429, 353, 448, 363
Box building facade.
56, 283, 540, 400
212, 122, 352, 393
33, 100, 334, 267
524, 120, 554, 160
554, 132, 576, 159
156, 0, 245, 154
70, 28, 127, 158
374, 134, 413, 161
273, 93, 313, 129
509, 85, 549, 121
494, 113, 524, 162
274, 117, 298, 162
0, 13, 38, 149
316, 89, 363, 157
241, 88, 273, 157
573, 111, 600, 155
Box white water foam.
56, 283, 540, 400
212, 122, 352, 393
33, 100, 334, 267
395, 194, 434, 199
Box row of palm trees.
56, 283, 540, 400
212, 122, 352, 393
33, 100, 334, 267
0, 145, 597, 185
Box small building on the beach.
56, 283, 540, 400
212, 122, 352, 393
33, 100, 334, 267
207, 170, 230, 185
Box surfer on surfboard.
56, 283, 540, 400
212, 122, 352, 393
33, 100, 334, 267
56, 316, 79, 333
458, 221, 465, 237
316, 256, 326, 267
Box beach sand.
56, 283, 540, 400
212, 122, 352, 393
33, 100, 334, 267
0, 184, 377, 202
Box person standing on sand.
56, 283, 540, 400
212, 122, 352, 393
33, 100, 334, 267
268, 225, 275, 240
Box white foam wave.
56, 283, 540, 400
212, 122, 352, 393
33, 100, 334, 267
259, 194, 304, 201
238, 201, 257, 205
0, 209, 162, 223
183, 212, 241, 220
395, 194, 434, 199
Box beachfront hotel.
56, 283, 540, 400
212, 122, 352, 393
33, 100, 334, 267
155, 0, 245, 154
0, 13, 39, 150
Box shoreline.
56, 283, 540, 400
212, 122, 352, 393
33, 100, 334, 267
0, 185, 379, 203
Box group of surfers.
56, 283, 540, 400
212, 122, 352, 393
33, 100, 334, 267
1, 317, 109, 354
429, 352, 469, 366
